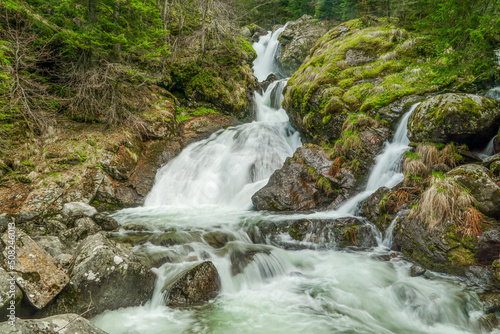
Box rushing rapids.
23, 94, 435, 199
92, 26, 489, 334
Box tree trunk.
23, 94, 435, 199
201, 0, 207, 56
113, 1, 121, 63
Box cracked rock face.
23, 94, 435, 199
1, 229, 69, 309
41, 233, 155, 318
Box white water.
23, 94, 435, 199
253, 24, 288, 81
92, 28, 487, 334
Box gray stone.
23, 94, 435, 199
162, 261, 221, 307
42, 233, 155, 318
0, 313, 107, 334
1, 229, 69, 309
93, 214, 119, 231
410, 265, 426, 277
60, 217, 102, 245
345, 48, 376, 67
62, 202, 97, 220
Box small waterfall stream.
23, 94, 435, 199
92, 27, 488, 334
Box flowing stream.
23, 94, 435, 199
92, 27, 488, 334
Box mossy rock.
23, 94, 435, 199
408, 93, 500, 148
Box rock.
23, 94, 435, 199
32, 236, 70, 259
479, 292, 500, 314
393, 210, 478, 276
0, 268, 22, 319
203, 231, 236, 249
0, 313, 107, 333
277, 15, 329, 76
478, 229, 500, 265
93, 214, 119, 231
478, 313, 499, 332
447, 164, 500, 217
252, 144, 352, 211
62, 202, 97, 220
162, 261, 221, 307
345, 48, 376, 66
359, 187, 391, 227
1, 230, 69, 309
408, 93, 500, 148
482, 153, 500, 168
104, 145, 138, 181
248, 217, 377, 250
60, 217, 102, 246
432, 163, 451, 173
41, 233, 155, 318
409, 265, 426, 277
257, 74, 279, 93
0, 214, 13, 234
491, 161, 500, 176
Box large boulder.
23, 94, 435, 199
277, 15, 329, 76
42, 233, 155, 318
0, 313, 107, 334
252, 144, 356, 211
162, 261, 221, 307
1, 230, 69, 309
408, 93, 500, 148
447, 164, 500, 218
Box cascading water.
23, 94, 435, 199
92, 27, 488, 334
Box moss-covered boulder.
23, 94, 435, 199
447, 164, 500, 218
251, 144, 356, 211
283, 19, 469, 144
277, 15, 329, 76
408, 94, 500, 147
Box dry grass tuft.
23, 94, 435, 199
458, 207, 486, 237
416, 144, 439, 169
411, 175, 475, 229
403, 158, 429, 178
329, 156, 342, 178
379, 51, 399, 62
437, 144, 457, 168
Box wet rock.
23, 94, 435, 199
60, 217, 102, 246
257, 73, 279, 93
252, 144, 354, 211
203, 231, 236, 249
276, 15, 329, 76
93, 214, 119, 231
0, 267, 22, 319
42, 233, 155, 318
409, 265, 426, 277
162, 261, 221, 307
1, 230, 69, 309
0, 313, 107, 333
466, 266, 494, 289
62, 202, 97, 220
479, 292, 500, 314
482, 153, 500, 168
224, 243, 272, 276
447, 164, 500, 217
393, 210, 479, 276
360, 187, 391, 226
249, 217, 377, 250
478, 313, 500, 332
408, 93, 500, 148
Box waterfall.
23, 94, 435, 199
92, 26, 486, 334
252, 24, 288, 81
331, 104, 419, 216
144, 26, 301, 209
